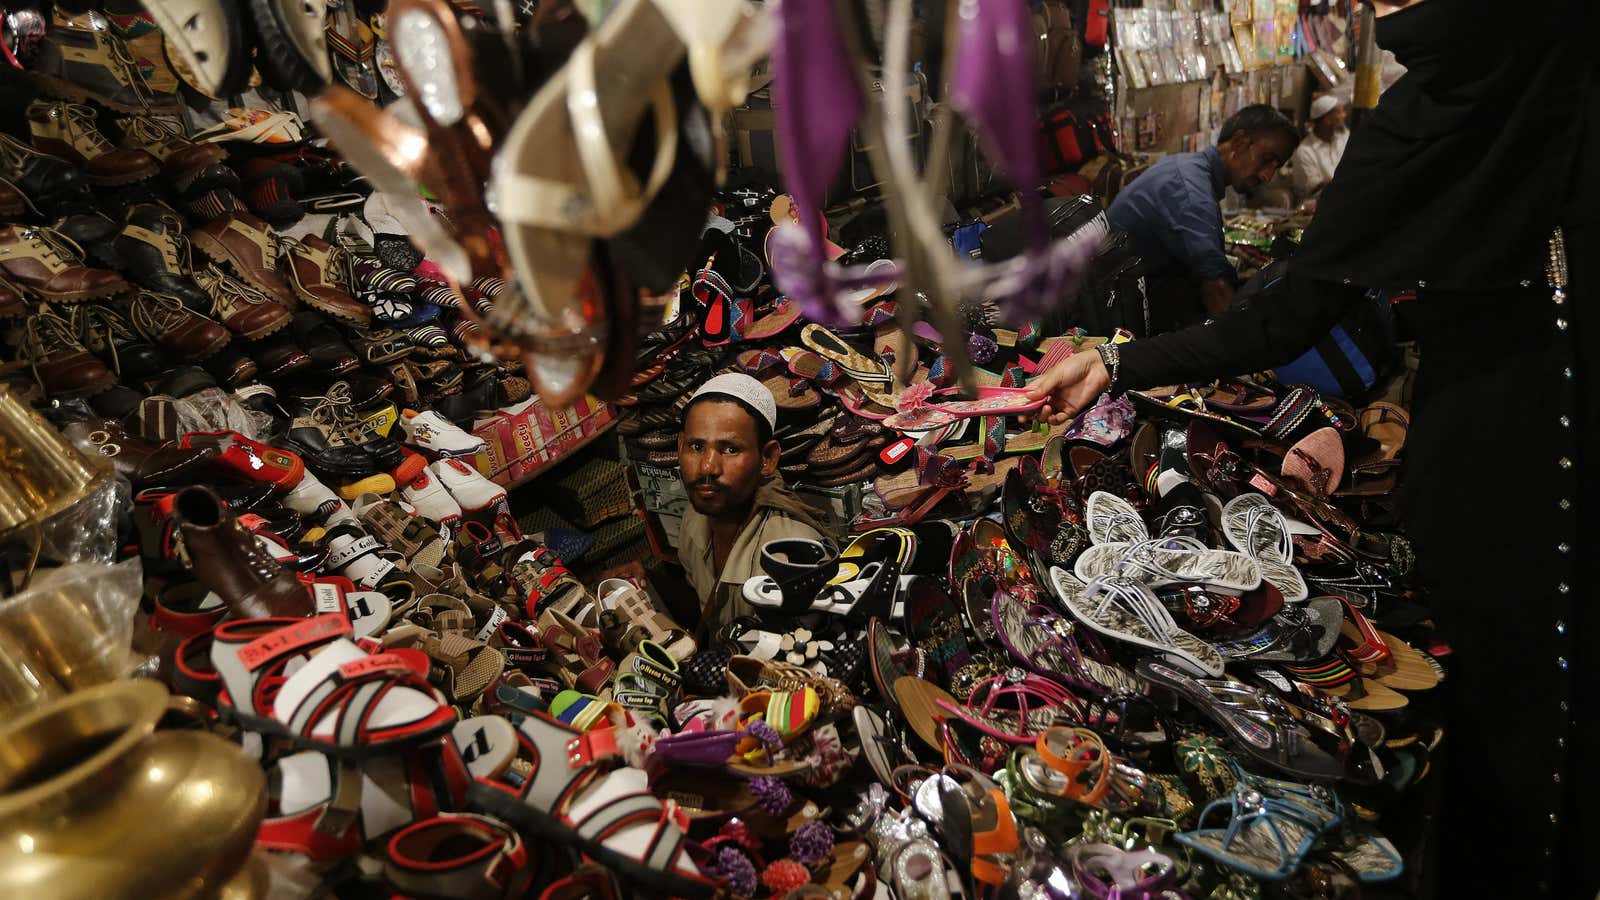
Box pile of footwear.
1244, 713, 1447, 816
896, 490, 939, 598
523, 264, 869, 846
0, 1, 1440, 898
1, 10, 533, 505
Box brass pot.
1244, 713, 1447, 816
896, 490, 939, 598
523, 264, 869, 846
0, 679, 266, 899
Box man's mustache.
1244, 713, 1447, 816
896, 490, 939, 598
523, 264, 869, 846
693, 476, 725, 490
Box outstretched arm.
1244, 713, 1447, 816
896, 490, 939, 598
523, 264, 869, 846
1027, 274, 1363, 423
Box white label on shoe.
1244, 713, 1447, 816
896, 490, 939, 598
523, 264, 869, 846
475, 605, 509, 643
313, 582, 345, 615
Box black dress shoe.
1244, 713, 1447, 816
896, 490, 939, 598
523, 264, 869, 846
247, 331, 313, 379
233, 383, 289, 441
201, 342, 259, 388
88, 384, 146, 421
291, 309, 359, 375
157, 365, 220, 400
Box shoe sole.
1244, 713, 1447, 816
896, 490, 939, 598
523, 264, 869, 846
19, 280, 133, 304
190, 230, 301, 310
287, 267, 371, 326
28, 73, 161, 115
230, 311, 293, 341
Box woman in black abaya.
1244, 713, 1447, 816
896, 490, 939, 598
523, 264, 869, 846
1029, 0, 1597, 893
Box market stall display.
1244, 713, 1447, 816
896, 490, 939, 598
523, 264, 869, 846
0, 1, 1454, 898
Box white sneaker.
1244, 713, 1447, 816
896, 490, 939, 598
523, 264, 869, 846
402, 467, 463, 534
282, 470, 354, 525
431, 458, 505, 513
400, 409, 486, 458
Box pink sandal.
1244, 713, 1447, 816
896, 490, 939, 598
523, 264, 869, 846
884, 385, 1045, 433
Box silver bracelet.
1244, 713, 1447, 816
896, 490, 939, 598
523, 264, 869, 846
1095, 342, 1121, 394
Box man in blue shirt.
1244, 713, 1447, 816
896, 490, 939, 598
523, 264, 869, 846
1108, 105, 1300, 328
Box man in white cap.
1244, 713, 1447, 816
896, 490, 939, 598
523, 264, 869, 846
676, 373, 828, 633
1292, 95, 1350, 203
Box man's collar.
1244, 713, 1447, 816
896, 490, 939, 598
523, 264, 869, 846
1202, 145, 1226, 200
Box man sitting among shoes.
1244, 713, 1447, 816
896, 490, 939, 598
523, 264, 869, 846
677, 373, 829, 635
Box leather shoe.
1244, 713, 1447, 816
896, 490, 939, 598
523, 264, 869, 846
173, 485, 312, 619
64, 418, 218, 487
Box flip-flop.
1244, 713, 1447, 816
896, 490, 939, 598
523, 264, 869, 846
1074, 540, 1262, 594
1084, 490, 1149, 545
1354, 628, 1440, 692
893, 675, 960, 753
1221, 494, 1310, 603
1050, 569, 1225, 677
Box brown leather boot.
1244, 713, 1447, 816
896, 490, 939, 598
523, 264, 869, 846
63, 419, 220, 486
194, 263, 292, 339
17, 307, 118, 397
27, 100, 158, 186
281, 236, 370, 325
129, 290, 232, 360
190, 212, 296, 307
28, 10, 177, 114
173, 485, 312, 619
116, 116, 229, 192
0, 224, 131, 302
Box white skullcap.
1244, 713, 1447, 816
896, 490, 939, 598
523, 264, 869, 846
1310, 95, 1340, 121
689, 373, 778, 432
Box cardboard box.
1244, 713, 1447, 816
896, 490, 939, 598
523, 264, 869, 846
470, 395, 616, 487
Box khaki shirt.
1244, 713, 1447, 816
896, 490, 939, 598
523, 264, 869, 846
680, 496, 827, 633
